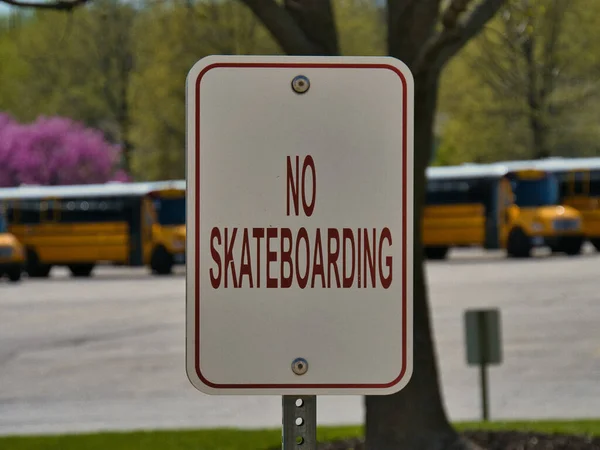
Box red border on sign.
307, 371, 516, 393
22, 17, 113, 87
195, 62, 409, 390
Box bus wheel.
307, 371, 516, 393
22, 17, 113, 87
507, 228, 531, 258
590, 238, 600, 252
424, 246, 449, 260
561, 236, 584, 256
26, 249, 52, 278
150, 246, 173, 275
6, 266, 22, 282
68, 264, 95, 277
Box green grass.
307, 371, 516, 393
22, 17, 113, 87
456, 419, 600, 436
0, 420, 599, 450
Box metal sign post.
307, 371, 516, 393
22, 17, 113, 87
185, 55, 415, 449
283, 396, 317, 449
464, 308, 502, 421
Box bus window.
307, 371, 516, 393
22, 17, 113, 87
588, 171, 600, 196
15, 200, 42, 224
426, 179, 480, 204
0, 212, 6, 233
153, 196, 185, 226
58, 197, 127, 223
511, 175, 559, 207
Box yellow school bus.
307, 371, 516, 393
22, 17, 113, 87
0, 203, 25, 282
0, 180, 186, 278
502, 157, 600, 252
424, 164, 585, 259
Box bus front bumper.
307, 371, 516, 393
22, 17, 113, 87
540, 234, 585, 249
0, 261, 23, 274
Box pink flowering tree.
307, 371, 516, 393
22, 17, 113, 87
0, 114, 130, 187
0, 113, 15, 131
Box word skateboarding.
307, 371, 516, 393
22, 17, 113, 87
208, 156, 394, 289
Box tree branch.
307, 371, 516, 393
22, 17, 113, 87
412, 0, 477, 74
440, 0, 472, 29
414, 0, 506, 75
469, 23, 528, 98
387, 0, 441, 65
548, 80, 600, 116
437, 0, 506, 68
540, 0, 569, 105
0, 0, 91, 10
239, 0, 320, 55
477, 21, 528, 83
283, 0, 338, 55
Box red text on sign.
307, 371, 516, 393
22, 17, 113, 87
287, 155, 316, 217
209, 226, 392, 289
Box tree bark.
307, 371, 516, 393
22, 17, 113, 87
367, 1, 458, 447
284, 0, 339, 55
241, 0, 329, 54
365, 2, 505, 448
365, 69, 469, 450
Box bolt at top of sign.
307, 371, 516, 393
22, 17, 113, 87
291, 75, 310, 94
185, 55, 415, 396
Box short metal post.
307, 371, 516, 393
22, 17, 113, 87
477, 311, 489, 421
479, 362, 489, 421
282, 395, 317, 450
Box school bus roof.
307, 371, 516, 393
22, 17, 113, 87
426, 159, 600, 181
426, 163, 513, 180
499, 157, 600, 173
0, 180, 186, 201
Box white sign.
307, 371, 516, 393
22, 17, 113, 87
185, 55, 414, 395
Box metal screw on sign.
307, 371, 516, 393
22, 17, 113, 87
291, 358, 308, 376
291, 75, 310, 94
282, 396, 316, 450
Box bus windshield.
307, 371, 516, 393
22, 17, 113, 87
154, 196, 185, 226
512, 175, 559, 207
0, 213, 6, 233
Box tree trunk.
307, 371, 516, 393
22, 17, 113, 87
522, 33, 549, 159
233, 3, 505, 448
530, 112, 549, 159
365, 70, 471, 450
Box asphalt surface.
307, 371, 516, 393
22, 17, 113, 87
1, 245, 600, 436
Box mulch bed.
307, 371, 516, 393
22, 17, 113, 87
314, 430, 600, 450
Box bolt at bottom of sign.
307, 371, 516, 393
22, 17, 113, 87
292, 358, 308, 375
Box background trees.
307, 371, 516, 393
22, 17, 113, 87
2, 1, 599, 178
128, 0, 280, 180
436, 0, 600, 164
1, 1, 599, 449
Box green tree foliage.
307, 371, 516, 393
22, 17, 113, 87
334, 0, 385, 56
0, 1, 502, 449
0, 14, 30, 115
0, 0, 137, 171
128, 0, 280, 180
436, 0, 600, 165
3, 0, 599, 171
0, 0, 385, 180
128, 0, 385, 180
